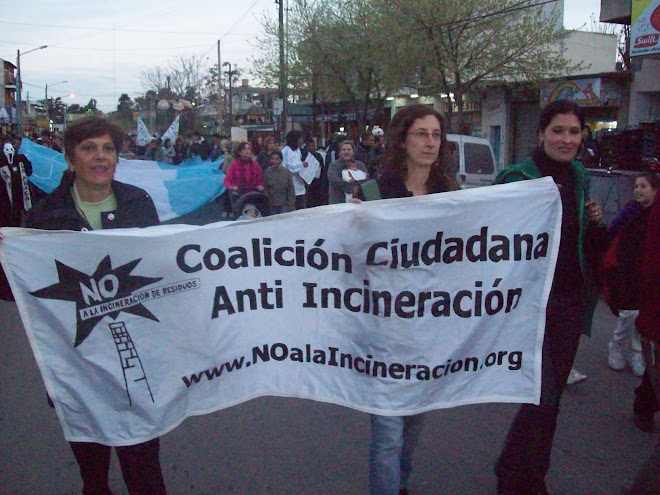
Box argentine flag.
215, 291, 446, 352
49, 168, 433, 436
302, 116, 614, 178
20, 139, 225, 222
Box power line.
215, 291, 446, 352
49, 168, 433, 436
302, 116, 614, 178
1, 41, 223, 52
220, 0, 261, 41
0, 21, 223, 36
1, 20, 259, 37
199, 0, 260, 61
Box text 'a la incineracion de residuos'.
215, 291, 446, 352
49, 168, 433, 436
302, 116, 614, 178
173, 226, 550, 320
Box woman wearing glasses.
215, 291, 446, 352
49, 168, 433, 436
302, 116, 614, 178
358, 104, 458, 495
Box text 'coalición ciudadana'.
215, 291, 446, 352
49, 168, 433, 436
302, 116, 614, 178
174, 227, 550, 320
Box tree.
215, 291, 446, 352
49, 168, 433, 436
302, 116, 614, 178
253, 0, 400, 134
375, 0, 582, 129
298, 0, 397, 132
37, 97, 67, 124
51, 97, 66, 124
203, 64, 220, 104
584, 14, 630, 71
139, 54, 213, 135
134, 90, 157, 112
140, 54, 210, 103
108, 94, 137, 132
82, 98, 100, 116
254, 0, 582, 132
117, 93, 135, 113
67, 103, 84, 114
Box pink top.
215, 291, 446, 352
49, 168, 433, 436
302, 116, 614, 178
223, 158, 264, 193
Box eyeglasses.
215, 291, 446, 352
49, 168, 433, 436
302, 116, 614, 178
408, 130, 442, 142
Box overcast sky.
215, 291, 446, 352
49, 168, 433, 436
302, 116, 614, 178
1, 0, 604, 113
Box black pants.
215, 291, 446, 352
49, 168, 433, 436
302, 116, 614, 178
495, 294, 584, 494
634, 370, 660, 417
69, 438, 166, 495
627, 339, 660, 494
295, 194, 307, 210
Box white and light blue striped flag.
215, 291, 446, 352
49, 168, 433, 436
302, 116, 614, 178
20, 139, 225, 222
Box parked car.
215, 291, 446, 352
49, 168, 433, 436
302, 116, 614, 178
446, 134, 498, 189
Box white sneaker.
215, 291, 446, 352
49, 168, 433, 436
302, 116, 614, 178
630, 351, 646, 377
608, 342, 627, 371
567, 369, 587, 385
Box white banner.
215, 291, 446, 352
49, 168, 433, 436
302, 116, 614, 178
0, 178, 560, 446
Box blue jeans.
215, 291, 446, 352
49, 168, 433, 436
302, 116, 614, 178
369, 413, 426, 495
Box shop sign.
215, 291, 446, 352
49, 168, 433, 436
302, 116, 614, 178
540, 78, 602, 107
445, 101, 482, 113
631, 0, 660, 57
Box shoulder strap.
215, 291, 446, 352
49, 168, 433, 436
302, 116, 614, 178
361, 179, 381, 201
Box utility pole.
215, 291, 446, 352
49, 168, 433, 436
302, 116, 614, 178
16, 50, 22, 134
223, 62, 236, 127
44, 80, 67, 133
277, 0, 287, 139
15, 45, 48, 135
217, 40, 223, 134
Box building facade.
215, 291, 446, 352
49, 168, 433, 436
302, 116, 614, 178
0, 59, 18, 131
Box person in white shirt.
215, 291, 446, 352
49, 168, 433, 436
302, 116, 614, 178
281, 130, 308, 210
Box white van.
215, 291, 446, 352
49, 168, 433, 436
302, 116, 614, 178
446, 134, 498, 189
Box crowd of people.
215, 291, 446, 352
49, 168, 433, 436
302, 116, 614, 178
1, 102, 660, 494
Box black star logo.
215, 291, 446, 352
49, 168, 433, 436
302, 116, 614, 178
30, 255, 163, 347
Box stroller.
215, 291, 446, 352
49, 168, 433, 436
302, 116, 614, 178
233, 191, 271, 220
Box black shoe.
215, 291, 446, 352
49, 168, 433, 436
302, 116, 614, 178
398, 490, 409, 495
633, 410, 655, 433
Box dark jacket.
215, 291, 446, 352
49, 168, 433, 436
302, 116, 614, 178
256, 150, 270, 173
495, 155, 606, 279
605, 206, 651, 311
359, 169, 451, 200
637, 197, 660, 341
0, 153, 34, 228
327, 158, 368, 204
495, 154, 607, 334
24, 173, 159, 231
610, 200, 643, 235
0, 153, 36, 300
264, 165, 296, 209
302, 150, 328, 207
354, 143, 382, 170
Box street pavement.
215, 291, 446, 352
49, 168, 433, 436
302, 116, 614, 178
0, 297, 653, 494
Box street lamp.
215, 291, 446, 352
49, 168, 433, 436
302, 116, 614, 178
45, 80, 68, 131
16, 45, 48, 134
